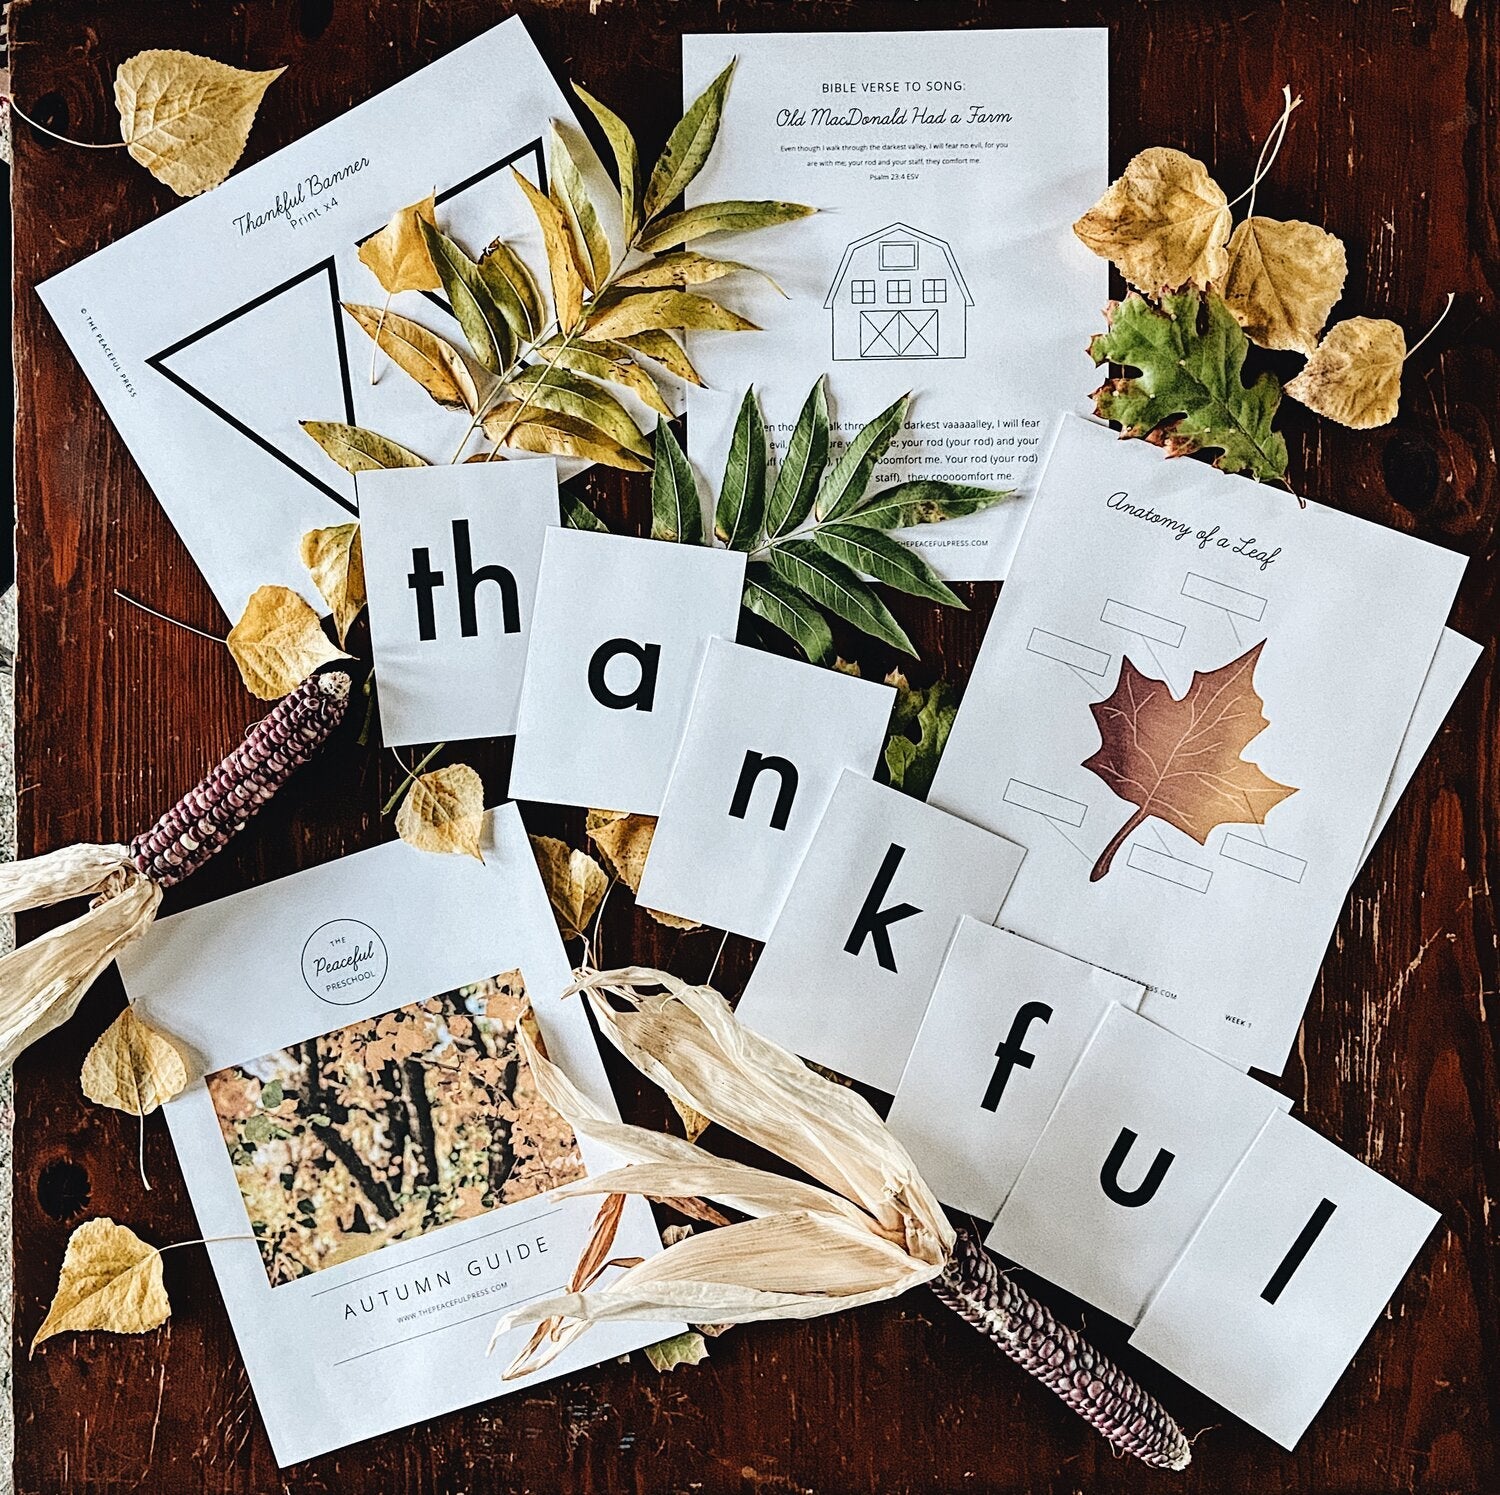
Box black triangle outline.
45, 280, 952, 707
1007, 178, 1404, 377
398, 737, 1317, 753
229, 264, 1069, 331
142, 138, 547, 519
146, 256, 359, 516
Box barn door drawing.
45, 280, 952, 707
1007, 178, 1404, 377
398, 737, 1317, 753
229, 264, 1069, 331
826, 222, 973, 361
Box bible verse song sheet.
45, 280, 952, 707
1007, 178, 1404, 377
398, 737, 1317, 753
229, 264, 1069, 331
681, 28, 1108, 580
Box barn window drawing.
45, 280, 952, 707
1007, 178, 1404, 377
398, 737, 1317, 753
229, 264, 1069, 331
825, 223, 973, 361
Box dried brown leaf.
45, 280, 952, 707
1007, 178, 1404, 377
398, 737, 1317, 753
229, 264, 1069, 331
1284, 316, 1406, 429
341, 303, 479, 412
299, 522, 367, 645
513, 168, 586, 332
1221, 217, 1347, 355
227, 585, 351, 701
396, 764, 485, 860
585, 809, 701, 930
357, 194, 441, 295
114, 50, 284, 198
32, 1218, 171, 1352
671, 1096, 712, 1144
80, 1008, 187, 1117
530, 836, 609, 941
1073, 146, 1230, 292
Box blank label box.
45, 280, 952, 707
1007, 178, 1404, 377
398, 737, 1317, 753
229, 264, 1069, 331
1182, 573, 1268, 622
1027, 628, 1108, 676
1004, 779, 1088, 827
1221, 835, 1307, 884
1127, 843, 1213, 892
1100, 599, 1186, 647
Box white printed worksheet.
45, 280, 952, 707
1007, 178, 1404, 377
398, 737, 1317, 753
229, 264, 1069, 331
681, 28, 1108, 581
117, 805, 672, 1466
38, 18, 613, 619
930, 416, 1467, 1073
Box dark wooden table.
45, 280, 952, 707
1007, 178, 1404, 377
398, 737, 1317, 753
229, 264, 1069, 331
10, 2, 1499, 1490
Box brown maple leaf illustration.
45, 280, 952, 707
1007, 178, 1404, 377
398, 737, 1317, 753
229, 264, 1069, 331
1083, 639, 1297, 882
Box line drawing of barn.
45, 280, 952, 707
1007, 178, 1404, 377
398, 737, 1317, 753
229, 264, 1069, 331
824, 223, 973, 361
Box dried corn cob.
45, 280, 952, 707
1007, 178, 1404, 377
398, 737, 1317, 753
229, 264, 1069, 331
0, 669, 352, 1068
131, 670, 351, 886
933, 1219, 1192, 1471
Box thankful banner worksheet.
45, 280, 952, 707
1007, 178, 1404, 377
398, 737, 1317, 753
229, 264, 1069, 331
38, 17, 613, 619
681, 28, 1108, 581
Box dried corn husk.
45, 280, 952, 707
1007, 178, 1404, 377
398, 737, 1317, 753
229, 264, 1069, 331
0, 850, 162, 1070
493, 966, 952, 1368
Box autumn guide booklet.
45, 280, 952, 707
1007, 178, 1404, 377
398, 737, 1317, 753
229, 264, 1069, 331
38, 17, 614, 620
681, 28, 1108, 581
117, 805, 672, 1466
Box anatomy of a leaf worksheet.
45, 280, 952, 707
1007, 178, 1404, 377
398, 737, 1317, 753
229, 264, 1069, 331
680, 29, 1108, 581
930, 415, 1467, 1073
38, 17, 612, 620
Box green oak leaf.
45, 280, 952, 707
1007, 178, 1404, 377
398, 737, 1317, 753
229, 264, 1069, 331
1089, 288, 1289, 483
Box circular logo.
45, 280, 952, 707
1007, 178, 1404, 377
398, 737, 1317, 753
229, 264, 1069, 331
301, 919, 388, 1005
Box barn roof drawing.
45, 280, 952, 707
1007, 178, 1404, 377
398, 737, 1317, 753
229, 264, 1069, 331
824, 223, 975, 308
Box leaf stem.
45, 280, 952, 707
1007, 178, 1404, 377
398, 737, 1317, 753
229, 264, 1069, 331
1226, 85, 1301, 217
3, 96, 133, 150
370, 289, 394, 386
1405, 292, 1455, 360
1090, 807, 1148, 882
382, 742, 444, 815
113, 589, 226, 644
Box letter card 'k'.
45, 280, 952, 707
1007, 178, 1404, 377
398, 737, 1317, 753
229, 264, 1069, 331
736, 774, 1025, 1092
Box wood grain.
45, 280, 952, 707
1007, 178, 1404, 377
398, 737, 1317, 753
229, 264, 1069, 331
9, 2, 1498, 1490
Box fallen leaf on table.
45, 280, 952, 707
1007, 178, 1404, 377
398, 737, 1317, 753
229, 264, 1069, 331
1221, 217, 1347, 355
80, 1008, 187, 1116
32, 1218, 171, 1353
396, 764, 485, 860
482, 403, 650, 472
227, 585, 351, 701
583, 290, 757, 342
342, 303, 479, 413
1084, 641, 1296, 882
644, 1330, 709, 1372
530, 836, 608, 941
1284, 316, 1406, 428
1073, 146, 1230, 293
357, 194, 440, 294
299, 523, 367, 646
1089, 289, 1289, 482
585, 810, 700, 929
883, 674, 959, 801
114, 50, 284, 198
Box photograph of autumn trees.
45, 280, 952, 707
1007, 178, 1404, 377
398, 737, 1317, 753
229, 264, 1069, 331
206, 971, 585, 1286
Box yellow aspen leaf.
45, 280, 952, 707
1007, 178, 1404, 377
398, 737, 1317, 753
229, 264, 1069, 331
32, 1218, 171, 1353
584, 809, 701, 929
396, 764, 485, 860
529, 836, 609, 941
512, 168, 586, 333
357, 194, 441, 294
342, 303, 479, 412
114, 50, 284, 198
1222, 217, 1347, 355
1284, 316, 1406, 429
299, 522, 367, 647
1073, 147, 1231, 293
80, 1008, 187, 1117
227, 585, 351, 700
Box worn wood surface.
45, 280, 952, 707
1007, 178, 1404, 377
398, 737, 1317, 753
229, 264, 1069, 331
9, 1, 1498, 1490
